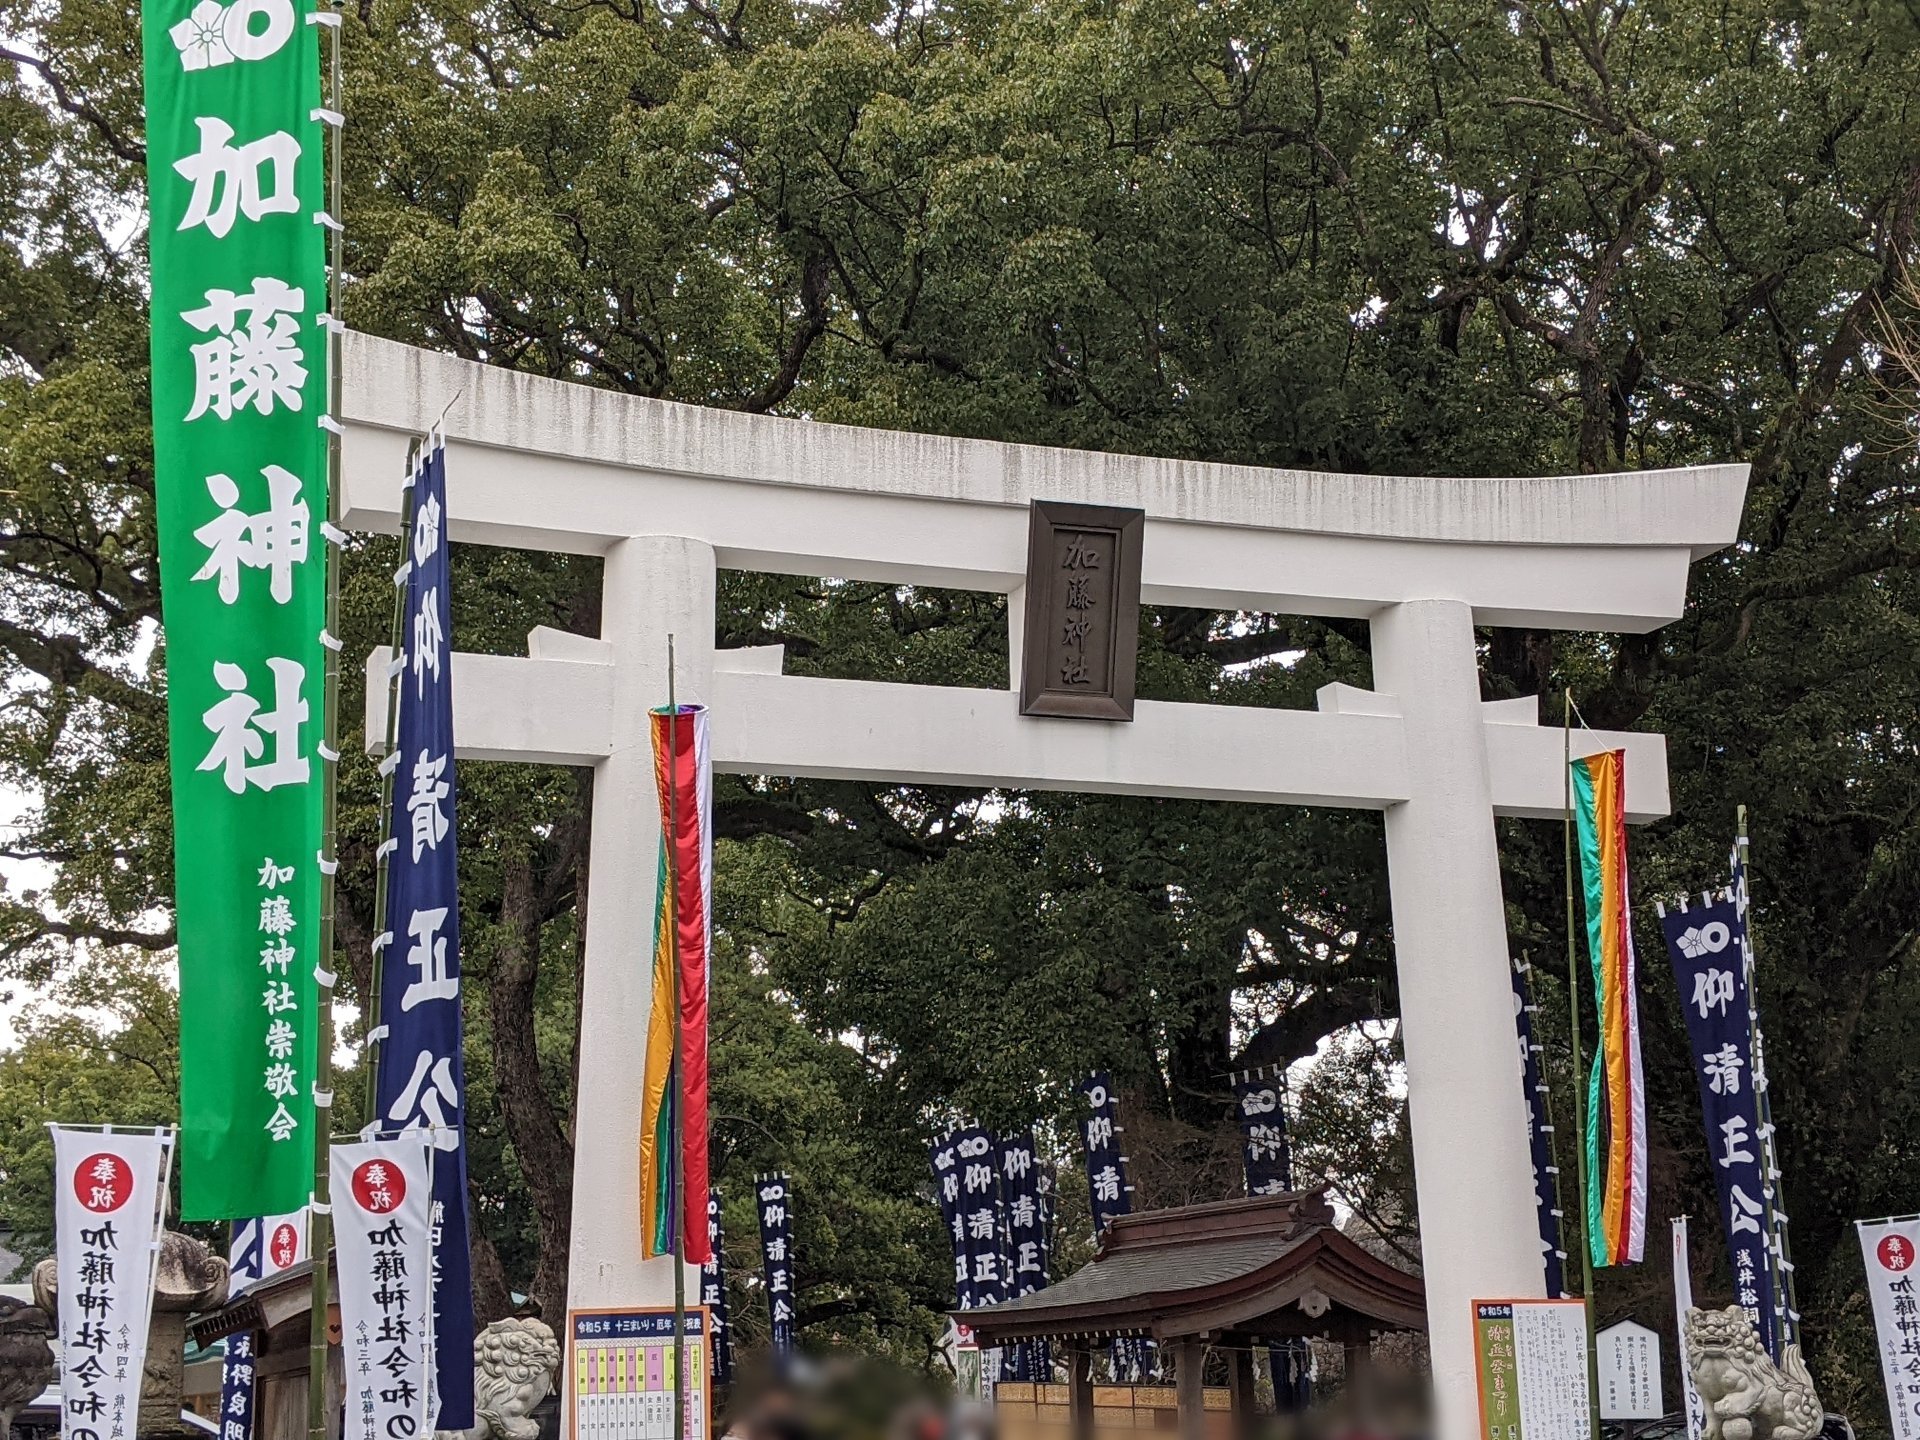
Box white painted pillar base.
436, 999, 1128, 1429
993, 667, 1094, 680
567, 535, 714, 1313
1370, 598, 1544, 1440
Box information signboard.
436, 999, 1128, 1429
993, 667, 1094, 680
1474, 1299, 1593, 1440
1597, 1320, 1664, 1420
567, 1307, 709, 1440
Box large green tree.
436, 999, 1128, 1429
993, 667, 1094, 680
6, 0, 1920, 1417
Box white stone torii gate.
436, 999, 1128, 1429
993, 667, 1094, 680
340, 331, 1748, 1439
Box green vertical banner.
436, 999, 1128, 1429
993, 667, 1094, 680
143, 0, 328, 1218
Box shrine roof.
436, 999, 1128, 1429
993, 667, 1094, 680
956, 1192, 1426, 1344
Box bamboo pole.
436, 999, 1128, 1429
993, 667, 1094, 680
363, 440, 421, 1118
1562, 691, 1600, 1439
308, 6, 346, 1436
1518, 955, 1570, 1297
1736, 806, 1800, 1349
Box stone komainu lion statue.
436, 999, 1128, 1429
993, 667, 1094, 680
439, 1318, 562, 1440
1685, 1305, 1822, 1440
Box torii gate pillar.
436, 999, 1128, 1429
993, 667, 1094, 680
568, 536, 716, 1298
341, 331, 1749, 1440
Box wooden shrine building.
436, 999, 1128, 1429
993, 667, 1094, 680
959, 1192, 1427, 1440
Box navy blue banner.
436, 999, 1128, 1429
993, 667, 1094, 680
954, 1127, 1007, 1307
997, 1131, 1051, 1381
1077, 1074, 1148, 1380
216, 1220, 263, 1440
1660, 893, 1777, 1358
1230, 1071, 1309, 1406
1509, 961, 1567, 1299
1077, 1074, 1132, 1234
702, 1189, 734, 1385
1231, 1069, 1292, 1196
374, 440, 475, 1427
215, 1329, 257, 1440
931, 1133, 976, 1311
756, 1174, 796, 1359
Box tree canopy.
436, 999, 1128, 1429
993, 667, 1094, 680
5, 0, 1920, 1420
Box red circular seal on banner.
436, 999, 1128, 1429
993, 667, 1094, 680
269, 1222, 300, 1269
73, 1153, 133, 1213
1879, 1234, 1915, 1272
350, 1160, 406, 1215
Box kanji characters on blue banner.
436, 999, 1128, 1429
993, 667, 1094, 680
1078, 1074, 1149, 1380
1509, 961, 1568, 1300
703, 1189, 735, 1384
757, 1174, 796, 1360
997, 1130, 1051, 1381
1659, 892, 1777, 1357
1231, 1069, 1292, 1197
373, 438, 474, 1427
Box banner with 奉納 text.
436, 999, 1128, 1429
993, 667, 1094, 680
142, 0, 328, 1220
374, 439, 474, 1427
333, 1136, 436, 1439
1859, 1217, 1920, 1440
51, 1127, 172, 1440
1659, 893, 1777, 1357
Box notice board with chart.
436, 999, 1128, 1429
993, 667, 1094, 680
567, 1307, 710, 1440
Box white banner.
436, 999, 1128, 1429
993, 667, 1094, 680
51, 1126, 172, 1440
1859, 1217, 1920, 1440
1674, 1218, 1706, 1440
333, 1137, 436, 1440
231, 1208, 308, 1297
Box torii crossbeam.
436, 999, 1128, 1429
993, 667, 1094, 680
341, 330, 1747, 1440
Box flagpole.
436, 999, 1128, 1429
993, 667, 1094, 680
307, 0, 345, 1433
1563, 690, 1600, 1440
364, 438, 421, 1117
1737, 805, 1799, 1349
667, 634, 688, 1440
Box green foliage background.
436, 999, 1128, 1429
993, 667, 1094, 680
5, 0, 1920, 1421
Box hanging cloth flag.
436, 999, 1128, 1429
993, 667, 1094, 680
1570, 749, 1647, 1267
1858, 1217, 1920, 1440
1077, 1074, 1149, 1380
1509, 960, 1568, 1298
143, 0, 328, 1221
1229, 1069, 1309, 1408
756, 1174, 796, 1359
1658, 892, 1778, 1355
51, 1127, 172, 1440
1673, 1218, 1707, 1440
333, 1136, 436, 1440
702, 1190, 735, 1385
931, 1134, 977, 1316
1077, 1074, 1133, 1235
1732, 836, 1798, 1349
638, 704, 714, 1265
997, 1131, 1050, 1382
216, 1207, 303, 1440
373, 439, 475, 1427
1231, 1067, 1293, 1196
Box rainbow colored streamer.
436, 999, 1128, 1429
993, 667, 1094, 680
1572, 748, 1646, 1267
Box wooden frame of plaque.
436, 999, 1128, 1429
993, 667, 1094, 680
1019, 499, 1144, 720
